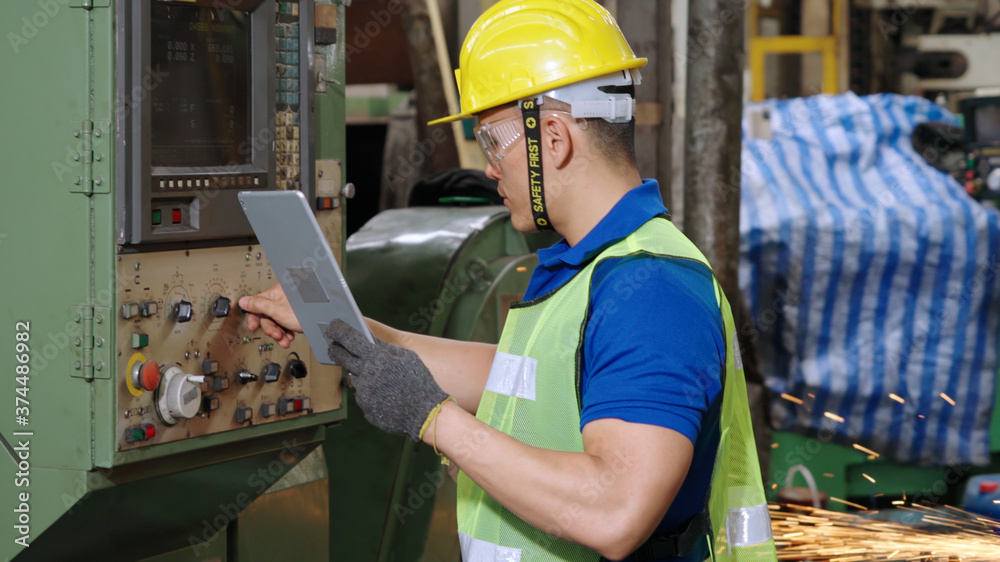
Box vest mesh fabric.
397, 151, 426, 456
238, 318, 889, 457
457, 218, 776, 561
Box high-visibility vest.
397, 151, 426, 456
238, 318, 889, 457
456, 217, 776, 561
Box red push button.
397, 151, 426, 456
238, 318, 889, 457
294, 399, 303, 411
140, 360, 161, 391
316, 197, 334, 210
172, 209, 182, 224
145, 425, 156, 439
980, 481, 998, 493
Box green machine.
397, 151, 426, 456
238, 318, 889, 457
0, 1, 353, 560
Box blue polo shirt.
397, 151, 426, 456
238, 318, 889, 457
523, 179, 724, 561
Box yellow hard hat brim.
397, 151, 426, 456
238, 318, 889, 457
427, 57, 648, 126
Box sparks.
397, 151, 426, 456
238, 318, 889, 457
888, 393, 905, 404
862, 473, 876, 484
852, 443, 880, 458
824, 412, 845, 423
828, 496, 868, 510
772, 502, 1000, 561
781, 393, 804, 405
940, 392, 956, 406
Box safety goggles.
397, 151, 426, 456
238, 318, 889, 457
473, 109, 577, 168
473, 114, 524, 168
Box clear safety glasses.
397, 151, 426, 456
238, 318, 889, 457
473, 110, 577, 168
473, 114, 524, 168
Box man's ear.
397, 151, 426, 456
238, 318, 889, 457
542, 113, 574, 169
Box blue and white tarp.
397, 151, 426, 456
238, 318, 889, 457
740, 92, 1000, 466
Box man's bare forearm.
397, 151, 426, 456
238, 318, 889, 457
424, 402, 690, 559
365, 319, 494, 413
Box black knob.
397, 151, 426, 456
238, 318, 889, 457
237, 369, 258, 384
262, 362, 282, 383
174, 300, 193, 323
212, 296, 231, 318
287, 359, 308, 379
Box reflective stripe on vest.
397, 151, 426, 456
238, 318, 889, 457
456, 217, 776, 561
460, 530, 524, 562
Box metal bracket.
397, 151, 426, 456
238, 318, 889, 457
69, 120, 110, 195
71, 305, 112, 380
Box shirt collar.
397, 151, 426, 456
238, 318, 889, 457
536, 179, 668, 269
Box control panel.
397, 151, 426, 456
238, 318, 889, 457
119, 0, 319, 244
115, 245, 342, 451
961, 96, 1000, 199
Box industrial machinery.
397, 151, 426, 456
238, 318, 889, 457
1, 1, 349, 560
960, 96, 1000, 198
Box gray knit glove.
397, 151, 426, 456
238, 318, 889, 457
325, 319, 449, 441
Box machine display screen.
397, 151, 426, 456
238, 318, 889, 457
974, 104, 1000, 146
150, 5, 251, 168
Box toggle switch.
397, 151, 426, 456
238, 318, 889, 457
235, 405, 253, 424
202, 395, 220, 412
202, 359, 220, 375
237, 369, 258, 384
212, 375, 230, 392
262, 362, 281, 383
121, 302, 139, 319
141, 301, 159, 317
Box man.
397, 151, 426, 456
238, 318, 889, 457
240, 1, 775, 560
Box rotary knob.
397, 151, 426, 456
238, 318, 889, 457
287, 358, 308, 379
212, 296, 231, 318
174, 300, 193, 323
987, 168, 1000, 193
155, 366, 204, 425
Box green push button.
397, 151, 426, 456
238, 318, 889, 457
132, 332, 149, 349
152, 210, 162, 225
132, 428, 145, 442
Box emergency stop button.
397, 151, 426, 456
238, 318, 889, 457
131, 359, 161, 392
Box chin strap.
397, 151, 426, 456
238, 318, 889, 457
520, 98, 554, 231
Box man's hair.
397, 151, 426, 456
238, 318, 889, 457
541, 89, 637, 169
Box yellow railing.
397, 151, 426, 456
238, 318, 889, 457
748, 0, 843, 101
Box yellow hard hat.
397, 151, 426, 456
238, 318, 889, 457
428, 0, 648, 125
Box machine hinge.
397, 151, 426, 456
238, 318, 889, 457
70, 120, 110, 195
71, 305, 112, 380
69, 0, 111, 8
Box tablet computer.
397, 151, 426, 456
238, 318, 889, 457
238, 190, 374, 365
